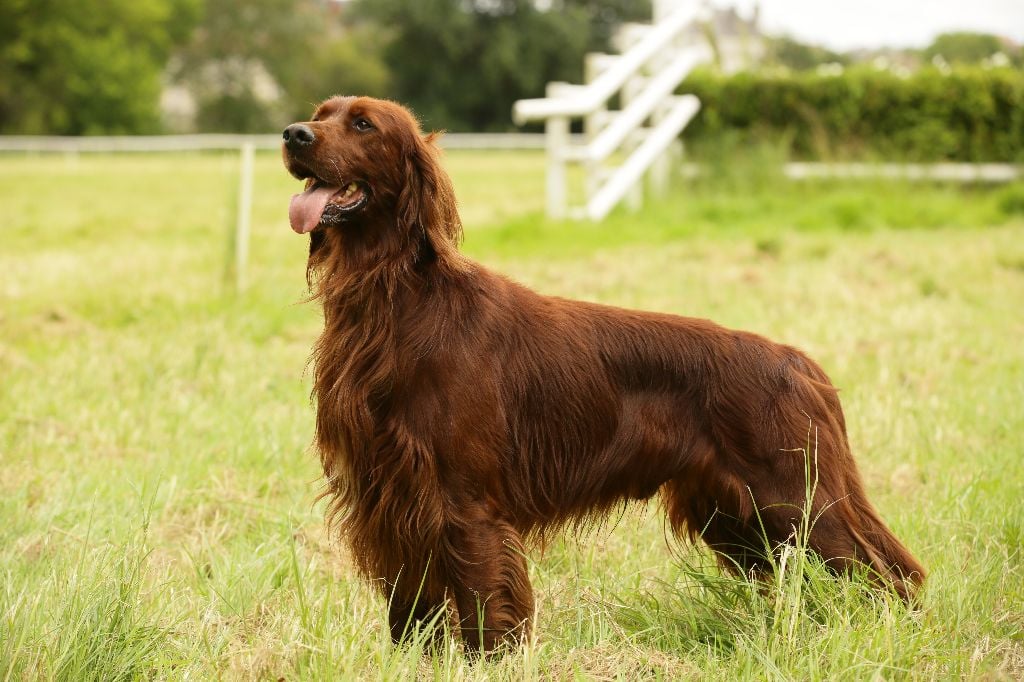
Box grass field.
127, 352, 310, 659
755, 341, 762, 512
2, 150, 1023, 679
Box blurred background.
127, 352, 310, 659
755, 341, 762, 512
1, 0, 1022, 146
2, 1, 1024, 678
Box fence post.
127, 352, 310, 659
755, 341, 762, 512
545, 116, 569, 219
621, 72, 645, 213
233, 140, 255, 291
543, 81, 573, 220
583, 53, 606, 204
648, 100, 675, 197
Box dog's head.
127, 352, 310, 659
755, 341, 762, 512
282, 96, 462, 257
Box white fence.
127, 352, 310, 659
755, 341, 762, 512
3, 135, 1014, 184
782, 162, 1020, 183
0, 132, 552, 291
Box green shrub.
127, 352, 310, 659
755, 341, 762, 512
681, 66, 1024, 162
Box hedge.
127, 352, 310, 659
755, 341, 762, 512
680, 67, 1024, 162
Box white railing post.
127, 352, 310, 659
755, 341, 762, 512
583, 53, 611, 202
623, 98, 644, 212
545, 116, 569, 219
544, 81, 583, 220
233, 140, 255, 291
583, 53, 611, 140
618, 25, 648, 213
649, 100, 676, 198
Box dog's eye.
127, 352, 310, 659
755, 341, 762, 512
352, 117, 373, 132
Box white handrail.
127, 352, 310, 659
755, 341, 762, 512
569, 47, 709, 163
512, 3, 704, 123
586, 96, 700, 220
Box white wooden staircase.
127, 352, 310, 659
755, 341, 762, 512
512, 1, 711, 220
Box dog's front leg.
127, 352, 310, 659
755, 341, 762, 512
444, 509, 534, 654
369, 541, 449, 645
386, 583, 449, 646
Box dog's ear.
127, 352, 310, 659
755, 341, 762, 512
396, 130, 463, 253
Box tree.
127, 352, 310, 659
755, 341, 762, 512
173, 0, 318, 132
556, 0, 652, 52
272, 24, 392, 123
353, 0, 649, 131
172, 0, 390, 131
0, 0, 198, 134
923, 32, 1007, 65
766, 36, 848, 71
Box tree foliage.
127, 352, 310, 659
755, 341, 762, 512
557, 0, 652, 52
0, 0, 197, 134
352, 0, 649, 131
172, 0, 389, 131
923, 32, 1010, 65
683, 66, 1024, 162
766, 36, 848, 71
0, 0, 648, 133
275, 25, 392, 123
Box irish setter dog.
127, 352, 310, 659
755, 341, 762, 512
282, 96, 924, 652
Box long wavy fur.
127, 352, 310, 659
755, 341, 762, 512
285, 96, 925, 653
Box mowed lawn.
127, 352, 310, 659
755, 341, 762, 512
1, 150, 1023, 679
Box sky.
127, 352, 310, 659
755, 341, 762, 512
708, 0, 1024, 51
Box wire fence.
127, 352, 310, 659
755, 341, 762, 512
0, 133, 550, 153
0, 133, 550, 292
3, 134, 1017, 291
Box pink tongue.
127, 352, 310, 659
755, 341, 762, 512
289, 185, 341, 234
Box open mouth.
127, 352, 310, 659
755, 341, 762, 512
288, 180, 370, 234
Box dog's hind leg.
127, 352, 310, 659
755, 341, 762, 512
442, 508, 534, 654
698, 434, 923, 599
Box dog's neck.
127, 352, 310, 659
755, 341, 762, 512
308, 213, 465, 308
307, 209, 469, 441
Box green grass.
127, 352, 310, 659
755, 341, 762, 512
1, 150, 1023, 679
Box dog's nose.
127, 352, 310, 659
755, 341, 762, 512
282, 123, 316, 150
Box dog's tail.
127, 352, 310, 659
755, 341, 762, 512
791, 354, 926, 601
833, 475, 926, 601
